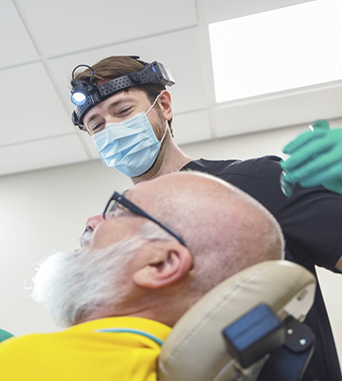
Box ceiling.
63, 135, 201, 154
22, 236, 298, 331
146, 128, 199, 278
1, 0, 341, 176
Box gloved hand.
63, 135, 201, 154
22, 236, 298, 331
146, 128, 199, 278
280, 120, 342, 195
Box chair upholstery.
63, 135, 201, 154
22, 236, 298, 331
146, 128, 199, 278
158, 260, 316, 381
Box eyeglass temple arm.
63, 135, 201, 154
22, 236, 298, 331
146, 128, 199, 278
115, 193, 186, 247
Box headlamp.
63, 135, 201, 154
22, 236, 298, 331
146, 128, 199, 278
70, 57, 175, 130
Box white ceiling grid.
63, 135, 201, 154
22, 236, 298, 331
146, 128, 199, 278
0, 0, 340, 176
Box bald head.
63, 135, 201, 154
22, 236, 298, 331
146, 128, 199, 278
33, 171, 284, 327
130, 171, 284, 289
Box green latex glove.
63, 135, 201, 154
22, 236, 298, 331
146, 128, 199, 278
0, 328, 14, 343
280, 120, 342, 195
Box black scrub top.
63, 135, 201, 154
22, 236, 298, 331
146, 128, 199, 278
183, 156, 342, 381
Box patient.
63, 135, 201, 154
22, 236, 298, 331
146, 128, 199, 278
0, 172, 284, 380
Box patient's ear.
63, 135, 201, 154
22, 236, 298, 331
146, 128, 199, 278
133, 242, 192, 289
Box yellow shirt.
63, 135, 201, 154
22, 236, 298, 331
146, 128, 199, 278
0, 316, 171, 381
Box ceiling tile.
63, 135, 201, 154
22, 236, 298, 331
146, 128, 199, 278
174, 109, 211, 145
0, 134, 89, 176
0, 0, 39, 69
49, 27, 208, 120
0, 0, 337, 179
0, 62, 74, 146
15, 0, 197, 57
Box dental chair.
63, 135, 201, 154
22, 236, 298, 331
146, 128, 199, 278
158, 260, 316, 381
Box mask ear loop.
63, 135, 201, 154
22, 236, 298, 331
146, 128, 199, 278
145, 94, 168, 143
145, 94, 161, 115
159, 120, 168, 143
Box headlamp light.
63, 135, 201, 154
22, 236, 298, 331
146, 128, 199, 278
71, 83, 89, 106
70, 57, 175, 130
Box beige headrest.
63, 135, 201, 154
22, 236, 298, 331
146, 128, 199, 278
158, 260, 316, 381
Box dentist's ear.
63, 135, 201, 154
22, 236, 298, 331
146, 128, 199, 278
133, 241, 192, 289
157, 90, 172, 121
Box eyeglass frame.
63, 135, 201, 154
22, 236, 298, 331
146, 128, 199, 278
102, 191, 186, 247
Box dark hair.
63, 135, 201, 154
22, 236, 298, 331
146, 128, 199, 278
73, 56, 173, 131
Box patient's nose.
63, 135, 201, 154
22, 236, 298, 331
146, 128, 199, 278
86, 214, 104, 232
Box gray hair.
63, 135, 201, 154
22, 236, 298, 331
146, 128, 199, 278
31, 222, 174, 327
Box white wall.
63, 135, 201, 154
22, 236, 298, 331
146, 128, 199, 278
0, 119, 341, 366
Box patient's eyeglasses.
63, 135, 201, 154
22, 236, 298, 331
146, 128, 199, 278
103, 191, 186, 247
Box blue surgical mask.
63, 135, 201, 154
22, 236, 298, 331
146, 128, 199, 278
92, 96, 168, 177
